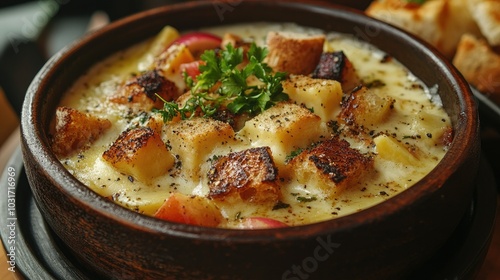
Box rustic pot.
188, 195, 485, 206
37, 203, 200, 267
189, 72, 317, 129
21, 1, 480, 279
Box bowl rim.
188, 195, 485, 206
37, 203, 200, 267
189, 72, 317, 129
21, 0, 478, 241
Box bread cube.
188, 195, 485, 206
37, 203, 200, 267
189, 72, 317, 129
289, 137, 373, 195
165, 117, 236, 177
312, 51, 361, 93
102, 127, 175, 182
452, 34, 500, 103
366, 0, 480, 58
51, 106, 111, 157
239, 102, 328, 165
467, 0, 500, 46
282, 75, 343, 121
265, 31, 325, 75
373, 134, 419, 165
208, 147, 281, 204
109, 70, 179, 110
339, 86, 395, 128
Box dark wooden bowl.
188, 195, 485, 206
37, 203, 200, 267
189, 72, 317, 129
20, 1, 480, 279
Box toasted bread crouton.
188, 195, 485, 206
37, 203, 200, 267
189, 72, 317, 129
312, 51, 361, 93
468, 0, 500, 46
339, 86, 395, 128
102, 127, 175, 182
110, 70, 179, 110
289, 137, 373, 195
366, 0, 480, 58
452, 33, 500, 102
265, 31, 325, 75
52, 106, 111, 157
282, 75, 343, 121
208, 147, 281, 204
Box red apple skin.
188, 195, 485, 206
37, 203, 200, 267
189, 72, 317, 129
154, 193, 223, 227
180, 60, 203, 80
171, 32, 222, 58
237, 217, 289, 229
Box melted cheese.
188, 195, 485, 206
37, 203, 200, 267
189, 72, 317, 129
57, 23, 451, 227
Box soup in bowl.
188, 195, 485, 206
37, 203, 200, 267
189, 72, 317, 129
21, 1, 480, 279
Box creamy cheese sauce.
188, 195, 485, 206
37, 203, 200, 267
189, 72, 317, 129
57, 23, 451, 227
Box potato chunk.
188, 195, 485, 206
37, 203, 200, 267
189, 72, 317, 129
165, 118, 236, 177
103, 127, 174, 182
239, 102, 328, 165
52, 106, 111, 157
208, 147, 280, 204
289, 137, 373, 195
373, 134, 419, 166
282, 75, 343, 121
265, 31, 325, 75
339, 86, 395, 128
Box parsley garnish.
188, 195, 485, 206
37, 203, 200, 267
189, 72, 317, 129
297, 196, 317, 203
155, 43, 289, 122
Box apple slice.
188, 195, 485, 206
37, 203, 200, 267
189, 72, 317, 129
237, 217, 289, 229
154, 193, 223, 227
171, 32, 222, 58
180, 60, 204, 80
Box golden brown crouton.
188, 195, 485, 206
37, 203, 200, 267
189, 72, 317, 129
51, 106, 111, 157
208, 147, 281, 204
265, 31, 325, 75
366, 0, 481, 58
289, 137, 373, 195
468, 0, 500, 46
110, 70, 179, 110
102, 127, 175, 182
452, 33, 500, 103
312, 51, 361, 93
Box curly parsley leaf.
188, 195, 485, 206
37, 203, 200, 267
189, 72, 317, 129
155, 42, 288, 122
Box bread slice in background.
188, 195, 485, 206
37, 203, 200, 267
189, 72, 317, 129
366, 0, 481, 58
467, 0, 500, 46
453, 33, 500, 103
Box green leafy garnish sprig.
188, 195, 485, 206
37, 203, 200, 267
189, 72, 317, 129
155, 42, 289, 122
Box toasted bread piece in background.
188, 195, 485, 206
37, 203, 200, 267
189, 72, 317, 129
265, 31, 325, 75
467, 0, 500, 46
366, 0, 480, 58
453, 33, 500, 103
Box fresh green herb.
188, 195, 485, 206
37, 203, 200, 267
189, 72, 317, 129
155, 43, 289, 122
272, 201, 290, 210
285, 148, 304, 163
297, 196, 317, 203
